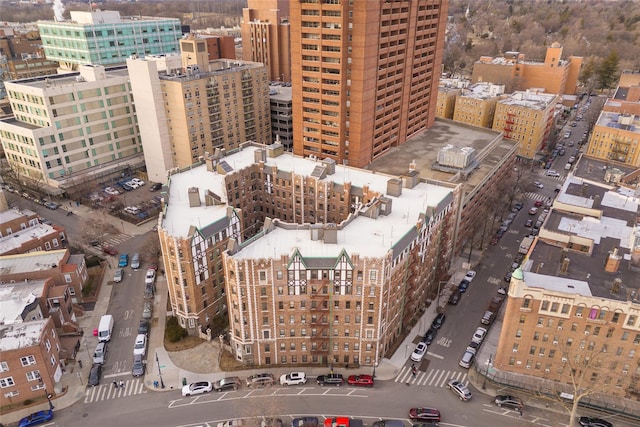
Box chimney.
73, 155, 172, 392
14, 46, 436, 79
604, 247, 621, 273
254, 148, 267, 163
386, 178, 403, 197
267, 143, 284, 158
403, 169, 420, 189
322, 157, 336, 175
187, 187, 201, 207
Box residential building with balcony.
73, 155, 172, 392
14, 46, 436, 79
494, 157, 640, 401
269, 82, 293, 151
37, 10, 181, 70
471, 42, 582, 95
0, 65, 144, 197
159, 143, 457, 366
290, 0, 448, 168
127, 53, 271, 184
241, 0, 291, 83
585, 112, 640, 167
492, 90, 558, 160
0, 318, 62, 408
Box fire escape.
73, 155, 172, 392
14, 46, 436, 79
310, 284, 331, 365
609, 135, 629, 163
503, 111, 516, 140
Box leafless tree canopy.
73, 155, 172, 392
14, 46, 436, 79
444, 0, 640, 78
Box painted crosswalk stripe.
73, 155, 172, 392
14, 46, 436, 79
84, 378, 147, 404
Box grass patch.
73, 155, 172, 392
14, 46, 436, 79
219, 349, 247, 371
164, 334, 204, 352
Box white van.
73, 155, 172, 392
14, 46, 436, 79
98, 314, 114, 342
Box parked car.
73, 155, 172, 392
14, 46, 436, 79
447, 379, 472, 401
133, 333, 147, 356
118, 253, 129, 267
471, 327, 487, 344
528, 207, 539, 215
315, 373, 344, 386
44, 201, 60, 210
88, 363, 102, 386
142, 301, 153, 319
411, 342, 428, 362
458, 279, 470, 293
481, 311, 494, 325
104, 186, 120, 196
124, 206, 140, 215
422, 327, 437, 345
145, 268, 156, 285
347, 374, 374, 387
182, 381, 213, 396
261, 419, 283, 427
459, 348, 476, 369
524, 219, 534, 228
18, 409, 54, 427
131, 178, 145, 186
578, 417, 613, 427
408, 407, 441, 422
448, 289, 462, 305
279, 371, 307, 386
494, 395, 524, 410
150, 182, 163, 192
126, 180, 140, 189
504, 271, 513, 283
246, 373, 275, 387
513, 202, 523, 210
430, 313, 446, 330
138, 319, 149, 335
463, 270, 476, 282
93, 342, 107, 364
292, 417, 319, 427
131, 353, 145, 377
213, 376, 241, 391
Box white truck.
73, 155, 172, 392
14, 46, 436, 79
519, 236, 534, 255
98, 314, 114, 342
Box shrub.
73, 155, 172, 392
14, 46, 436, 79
165, 316, 187, 343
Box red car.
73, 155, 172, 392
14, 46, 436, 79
102, 245, 118, 256
347, 374, 374, 387
534, 200, 544, 207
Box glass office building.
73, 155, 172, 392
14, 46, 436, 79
38, 10, 181, 67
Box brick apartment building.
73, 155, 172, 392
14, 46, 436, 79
290, 0, 448, 168
159, 143, 457, 368
472, 42, 582, 95
0, 208, 66, 256
0, 318, 62, 408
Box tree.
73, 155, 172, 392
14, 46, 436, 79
533, 341, 621, 426
596, 51, 620, 90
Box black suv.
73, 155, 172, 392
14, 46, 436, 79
430, 313, 446, 330
422, 328, 437, 345
316, 373, 344, 386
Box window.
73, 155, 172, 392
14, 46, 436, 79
612, 312, 620, 323
522, 298, 531, 309
561, 304, 570, 314
0, 362, 8, 372
519, 315, 526, 324
627, 315, 637, 327
0, 377, 15, 388
25, 370, 40, 381
20, 355, 36, 367
575, 306, 584, 317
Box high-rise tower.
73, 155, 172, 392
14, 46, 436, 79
290, 0, 448, 168
241, 0, 291, 83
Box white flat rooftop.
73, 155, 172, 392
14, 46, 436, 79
0, 318, 49, 351
0, 281, 46, 325
163, 146, 454, 260
523, 271, 593, 297
0, 249, 67, 276
0, 223, 60, 254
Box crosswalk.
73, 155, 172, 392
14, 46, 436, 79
102, 233, 133, 247
394, 366, 468, 388
84, 377, 147, 403
522, 192, 549, 202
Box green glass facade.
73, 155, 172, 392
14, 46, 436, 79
38, 19, 181, 66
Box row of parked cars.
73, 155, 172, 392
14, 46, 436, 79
181, 371, 375, 397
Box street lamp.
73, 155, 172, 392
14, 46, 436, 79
38, 378, 54, 410
372, 361, 378, 378
155, 351, 165, 389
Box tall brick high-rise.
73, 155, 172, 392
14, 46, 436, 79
290, 0, 449, 168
